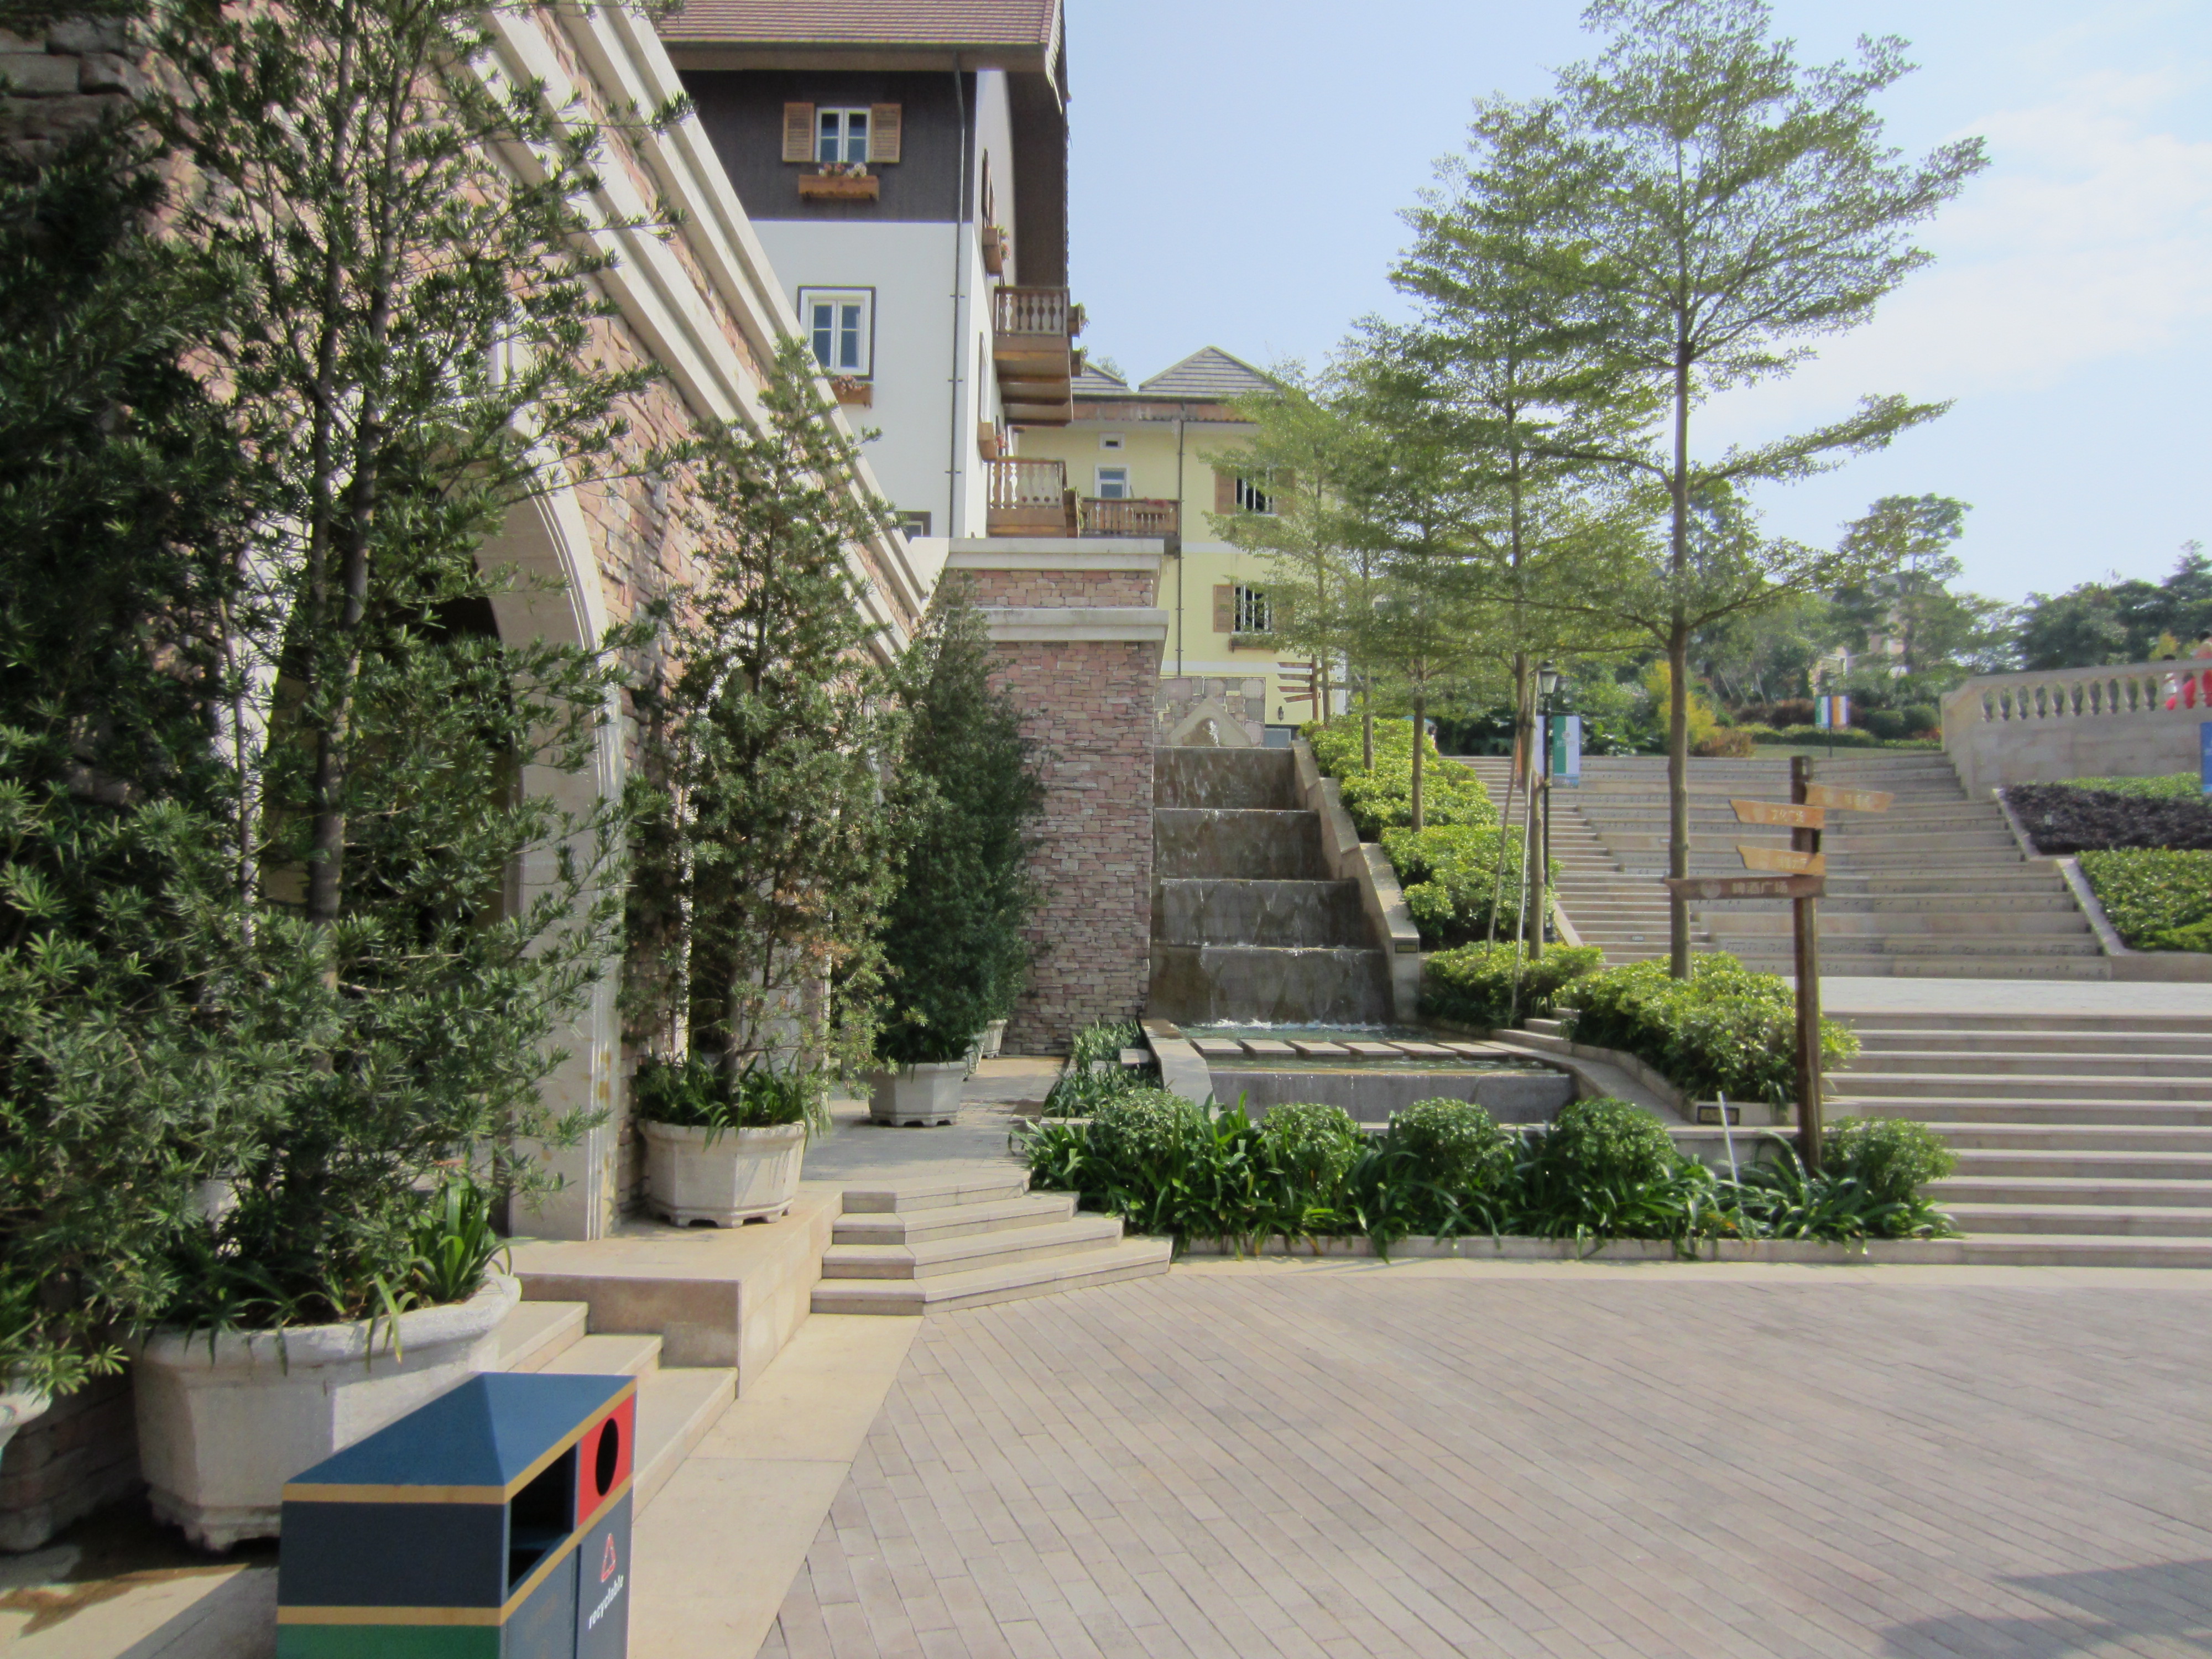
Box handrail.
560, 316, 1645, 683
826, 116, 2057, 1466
992, 286, 1069, 337
1079, 497, 1178, 538
985, 456, 1066, 510
1944, 659, 2212, 726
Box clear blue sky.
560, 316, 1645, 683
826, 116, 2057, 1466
1063, 0, 2212, 605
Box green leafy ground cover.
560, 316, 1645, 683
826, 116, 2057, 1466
2065, 773, 2203, 800
2078, 850, 2212, 952
1306, 722, 1541, 946
1021, 1093, 1954, 1254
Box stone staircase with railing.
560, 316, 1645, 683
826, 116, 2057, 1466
1462, 753, 2103, 977
1830, 1010, 2212, 1265
810, 1172, 1172, 1314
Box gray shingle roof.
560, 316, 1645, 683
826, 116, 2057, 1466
1071, 362, 1128, 396
1135, 347, 1274, 400
659, 0, 1057, 48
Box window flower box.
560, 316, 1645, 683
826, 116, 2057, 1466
980, 223, 1007, 275
800, 168, 879, 202
831, 375, 872, 406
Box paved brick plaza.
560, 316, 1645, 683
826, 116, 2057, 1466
760, 1262, 2212, 1658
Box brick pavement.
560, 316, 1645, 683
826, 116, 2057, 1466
757, 1262, 2212, 1658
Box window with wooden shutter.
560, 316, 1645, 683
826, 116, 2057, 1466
782, 103, 815, 163
1213, 469, 1234, 513
1212, 585, 1234, 635
867, 103, 902, 164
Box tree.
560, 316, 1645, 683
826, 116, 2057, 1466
1506, 0, 1987, 975
139, 0, 668, 1324
875, 581, 1046, 1066
627, 343, 902, 1091
2017, 544, 2212, 669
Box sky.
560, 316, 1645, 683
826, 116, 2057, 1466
1063, 0, 2212, 606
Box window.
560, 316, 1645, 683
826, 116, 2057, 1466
1095, 466, 1129, 500
895, 510, 931, 539
797, 288, 872, 375
1099, 433, 1124, 451
816, 107, 869, 164
1234, 583, 1271, 634
1234, 474, 1275, 515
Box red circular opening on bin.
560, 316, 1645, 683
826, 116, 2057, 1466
594, 1417, 620, 1496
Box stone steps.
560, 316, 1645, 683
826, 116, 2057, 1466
813, 1175, 1170, 1314
493, 1299, 734, 1515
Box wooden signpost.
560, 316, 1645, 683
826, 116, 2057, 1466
1665, 757, 1892, 1170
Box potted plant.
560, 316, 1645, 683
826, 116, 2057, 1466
635, 1055, 827, 1224
872, 582, 1045, 1122
135, 1179, 517, 1549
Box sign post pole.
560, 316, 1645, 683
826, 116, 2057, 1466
1791, 755, 1824, 1171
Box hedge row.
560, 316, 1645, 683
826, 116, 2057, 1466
2078, 849, 2212, 953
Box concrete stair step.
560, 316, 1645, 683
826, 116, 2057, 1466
1931, 1175, 2212, 1207
495, 1300, 588, 1373
633, 1365, 737, 1514
822, 1214, 1127, 1280
540, 1331, 662, 1377
1842, 1013, 2212, 1035
1944, 1202, 2212, 1238
1947, 1149, 2212, 1180
1914, 1123, 2212, 1153
832, 1192, 1078, 1245
1839, 1073, 2212, 1101
810, 1237, 1173, 1314
1842, 1098, 2212, 1126
1844, 1051, 2212, 1077
838, 1174, 1034, 1214
1942, 1233, 2212, 1268
1848, 1030, 2212, 1055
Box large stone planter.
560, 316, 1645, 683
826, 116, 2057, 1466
135, 1272, 517, 1550
0, 1384, 49, 1465
978, 1019, 1008, 1060
869, 1061, 966, 1125
641, 1119, 806, 1226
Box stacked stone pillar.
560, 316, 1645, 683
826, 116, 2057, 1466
946, 541, 1168, 1053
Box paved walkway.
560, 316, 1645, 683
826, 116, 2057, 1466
757, 1259, 2212, 1658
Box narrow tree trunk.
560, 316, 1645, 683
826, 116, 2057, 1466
1667, 340, 1694, 979
1360, 674, 1373, 770
1409, 691, 1426, 832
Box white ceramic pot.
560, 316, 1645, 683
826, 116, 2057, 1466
135, 1272, 518, 1550
0, 1385, 50, 1467
868, 1061, 967, 1125
641, 1119, 806, 1226
979, 1019, 1008, 1060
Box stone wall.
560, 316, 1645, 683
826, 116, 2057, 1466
1944, 663, 2212, 794
962, 567, 1157, 607
0, 16, 143, 163
1157, 676, 1269, 748
0, 1373, 138, 1551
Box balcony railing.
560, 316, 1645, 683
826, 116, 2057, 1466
1079, 497, 1179, 538
992, 286, 1074, 426
985, 458, 1075, 536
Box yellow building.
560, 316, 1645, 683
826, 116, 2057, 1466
1014, 347, 1324, 746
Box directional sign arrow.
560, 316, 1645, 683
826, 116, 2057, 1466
1733, 798, 1824, 829
1667, 873, 1825, 901
1739, 844, 1826, 875
1803, 783, 1895, 814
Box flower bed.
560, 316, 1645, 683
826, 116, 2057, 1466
2078, 849, 2212, 952
2006, 781, 2212, 854
1020, 1093, 1954, 1254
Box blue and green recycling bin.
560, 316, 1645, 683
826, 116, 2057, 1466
275, 1371, 635, 1658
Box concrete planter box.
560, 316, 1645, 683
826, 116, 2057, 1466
979, 1019, 1008, 1059
134, 1272, 517, 1549
0, 1385, 49, 1466
641, 1119, 807, 1226
869, 1061, 966, 1125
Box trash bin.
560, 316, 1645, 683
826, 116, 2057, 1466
275, 1371, 635, 1657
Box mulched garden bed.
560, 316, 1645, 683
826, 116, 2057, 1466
2004, 782, 2212, 854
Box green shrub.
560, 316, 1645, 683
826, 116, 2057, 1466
1386, 1099, 1517, 1193
1306, 720, 1496, 838
1822, 1117, 1957, 1205
2078, 849, 2212, 951
1420, 942, 1603, 1030
1383, 823, 1545, 945
633, 1054, 830, 1138
1560, 953, 1858, 1103
1069, 1018, 1143, 1069
2065, 773, 2202, 801
1757, 725, 1939, 751
1516, 1097, 1721, 1241
1260, 1102, 1365, 1197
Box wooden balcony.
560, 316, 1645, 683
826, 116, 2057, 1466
1079, 497, 1178, 539
985, 457, 1076, 537
992, 285, 1074, 426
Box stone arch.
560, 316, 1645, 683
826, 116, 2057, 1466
477, 487, 626, 1240
1166, 696, 1258, 749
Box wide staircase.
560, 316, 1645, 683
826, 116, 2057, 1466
1832, 1011, 2212, 1265
495, 1297, 736, 1512
1465, 752, 2103, 977
1147, 747, 1389, 1023
811, 1172, 1172, 1313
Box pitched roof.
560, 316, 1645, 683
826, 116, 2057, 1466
658, 0, 1058, 50
1070, 362, 1129, 396
1135, 347, 1274, 400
